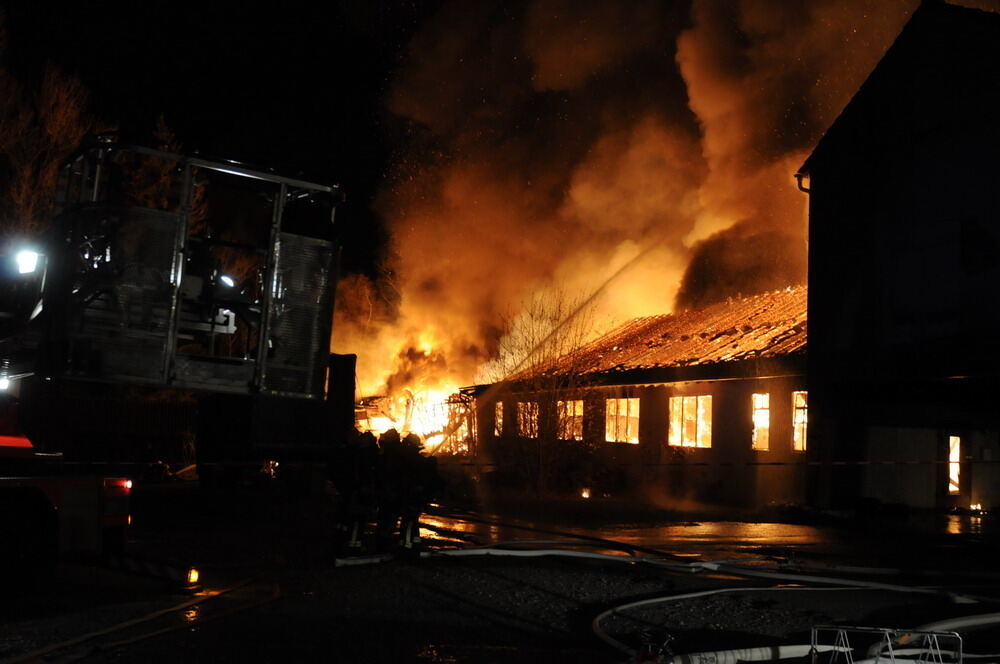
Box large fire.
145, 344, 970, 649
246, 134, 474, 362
358, 384, 462, 452
335, 1, 924, 451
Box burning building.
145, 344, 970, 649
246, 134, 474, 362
340, 0, 1000, 513
799, 0, 1000, 512
452, 1, 1000, 514
463, 287, 807, 508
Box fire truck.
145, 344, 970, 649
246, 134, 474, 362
0, 137, 355, 575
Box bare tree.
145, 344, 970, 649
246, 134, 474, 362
482, 288, 600, 386
120, 115, 208, 226
479, 290, 605, 493
0, 64, 92, 238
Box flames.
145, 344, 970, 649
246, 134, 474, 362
358, 384, 461, 451
335, 1, 924, 449
351, 326, 464, 449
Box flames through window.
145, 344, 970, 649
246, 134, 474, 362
517, 401, 539, 438
605, 398, 639, 444
494, 401, 503, 437
751, 393, 769, 451
792, 391, 808, 452
668, 395, 712, 448
949, 435, 961, 495
558, 399, 584, 441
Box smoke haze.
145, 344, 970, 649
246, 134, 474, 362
335, 0, 923, 397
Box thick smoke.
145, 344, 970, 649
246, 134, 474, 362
674, 0, 918, 308
335, 0, 922, 397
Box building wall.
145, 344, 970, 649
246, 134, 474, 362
863, 426, 1000, 511
478, 373, 808, 509
805, 4, 1000, 507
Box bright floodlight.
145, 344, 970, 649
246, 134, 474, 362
0, 378, 10, 391
219, 274, 235, 288
15, 250, 38, 275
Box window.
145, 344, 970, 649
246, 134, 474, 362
668, 395, 712, 448
494, 401, 503, 437
517, 401, 538, 438
605, 398, 639, 444
751, 393, 769, 451
949, 435, 961, 495
792, 391, 808, 451
557, 399, 584, 441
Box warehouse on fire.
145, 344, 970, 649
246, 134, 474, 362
462, 287, 809, 509
457, 1, 1000, 512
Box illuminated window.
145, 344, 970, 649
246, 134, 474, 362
792, 391, 808, 451
949, 435, 961, 495
517, 401, 539, 438
494, 402, 503, 437
668, 395, 712, 448
557, 399, 584, 441
605, 398, 639, 444
751, 393, 770, 451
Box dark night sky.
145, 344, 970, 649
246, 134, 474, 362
3, 1, 440, 274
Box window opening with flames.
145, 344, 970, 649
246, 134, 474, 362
606, 397, 639, 444
949, 435, 961, 495
669, 395, 712, 448
792, 390, 808, 451
517, 401, 539, 438
494, 401, 503, 437
752, 392, 770, 451
557, 399, 584, 441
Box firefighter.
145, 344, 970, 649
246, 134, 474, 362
375, 428, 404, 550
398, 433, 435, 549
352, 430, 380, 550
327, 429, 377, 553
397, 433, 422, 548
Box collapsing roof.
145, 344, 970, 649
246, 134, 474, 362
513, 286, 806, 386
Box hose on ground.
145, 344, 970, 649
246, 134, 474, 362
694, 561, 981, 603
421, 547, 639, 564
591, 585, 866, 658
670, 644, 849, 664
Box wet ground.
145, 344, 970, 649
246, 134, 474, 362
2, 483, 999, 664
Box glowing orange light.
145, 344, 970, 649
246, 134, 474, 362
124, 479, 133, 490
359, 382, 462, 454
949, 436, 961, 495
187, 568, 200, 585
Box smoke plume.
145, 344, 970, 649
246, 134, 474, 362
336, 0, 923, 398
